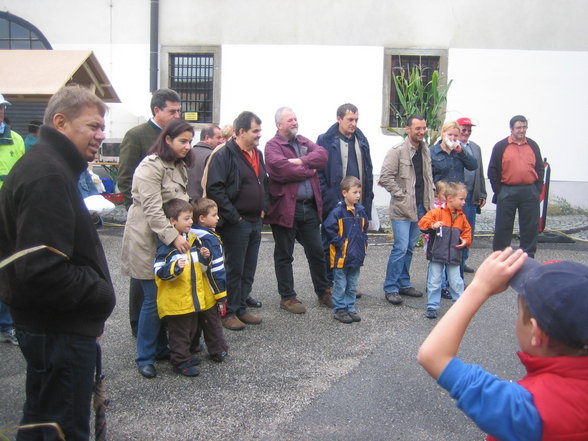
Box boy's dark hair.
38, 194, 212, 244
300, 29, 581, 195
163, 198, 193, 220
340, 175, 361, 191
192, 197, 217, 220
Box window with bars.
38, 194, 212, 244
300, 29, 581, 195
382, 50, 447, 131
169, 53, 215, 124
0, 11, 51, 49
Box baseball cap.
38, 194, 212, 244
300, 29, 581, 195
510, 258, 588, 349
0, 94, 11, 106
456, 117, 475, 126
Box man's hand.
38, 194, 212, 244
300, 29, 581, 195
288, 158, 303, 165
479, 198, 486, 209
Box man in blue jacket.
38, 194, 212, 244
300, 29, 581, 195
317, 104, 374, 285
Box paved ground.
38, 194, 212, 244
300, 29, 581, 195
1, 224, 588, 440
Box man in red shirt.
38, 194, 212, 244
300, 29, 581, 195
488, 115, 544, 257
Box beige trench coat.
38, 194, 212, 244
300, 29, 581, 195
121, 154, 189, 279
379, 137, 434, 222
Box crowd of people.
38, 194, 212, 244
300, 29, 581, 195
0, 85, 586, 441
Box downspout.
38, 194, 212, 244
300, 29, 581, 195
149, 0, 159, 92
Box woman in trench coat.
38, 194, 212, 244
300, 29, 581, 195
121, 119, 194, 378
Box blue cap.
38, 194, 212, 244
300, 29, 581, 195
510, 258, 588, 349
0, 94, 11, 106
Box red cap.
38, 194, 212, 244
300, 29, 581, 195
456, 117, 476, 126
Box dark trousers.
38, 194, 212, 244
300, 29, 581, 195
129, 277, 144, 335
15, 329, 96, 441
461, 191, 477, 274
166, 312, 199, 367
219, 218, 262, 316
271, 200, 330, 299
493, 184, 540, 257
198, 306, 228, 356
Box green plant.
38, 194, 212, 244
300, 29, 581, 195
388, 65, 452, 145
546, 196, 588, 216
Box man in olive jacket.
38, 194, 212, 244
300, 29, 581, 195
117, 88, 181, 336
0, 85, 116, 441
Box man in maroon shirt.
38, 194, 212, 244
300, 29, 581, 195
488, 115, 544, 257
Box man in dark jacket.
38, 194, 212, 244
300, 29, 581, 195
488, 115, 544, 258
317, 103, 374, 286
265, 107, 332, 314
187, 123, 222, 199
0, 85, 116, 441
205, 111, 268, 330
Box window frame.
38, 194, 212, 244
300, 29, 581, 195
381, 48, 448, 133
0, 11, 52, 50
160, 45, 221, 127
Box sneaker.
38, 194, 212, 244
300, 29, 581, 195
210, 351, 227, 363
348, 312, 361, 322
237, 312, 262, 325
463, 265, 476, 273
245, 296, 262, 308
189, 355, 202, 366
399, 286, 423, 297
385, 292, 403, 305
425, 308, 438, 319
441, 288, 452, 300
0, 329, 18, 346
173, 361, 200, 377
222, 315, 246, 331
318, 292, 333, 308
280, 298, 306, 314
333, 309, 353, 324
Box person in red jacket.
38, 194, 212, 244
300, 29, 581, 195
418, 249, 588, 441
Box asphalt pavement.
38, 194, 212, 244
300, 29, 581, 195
1, 227, 588, 441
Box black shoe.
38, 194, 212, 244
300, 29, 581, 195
189, 355, 202, 366
334, 309, 353, 324
425, 308, 438, 319
385, 292, 403, 305
210, 351, 227, 363
441, 288, 452, 300
245, 297, 262, 308
399, 286, 423, 297
463, 265, 476, 273
348, 312, 361, 322
173, 361, 200, 377
138, 364, 156, 379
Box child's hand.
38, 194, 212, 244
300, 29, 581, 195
200, 247, 210, 259
469, 248, 527, 296
432, 221, 443, 229
455, 238, 467, 249
177, 258, 187, 269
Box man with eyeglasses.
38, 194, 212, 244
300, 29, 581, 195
488, 115, 544, 258
456, 117, 487, 273
118, 88, 182, 337
380, 115, 435, 305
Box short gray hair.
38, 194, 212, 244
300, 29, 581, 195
274, 107, 294, 125
43, 85, 107, 127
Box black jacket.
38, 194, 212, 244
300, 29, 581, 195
205, 139, 268, 227
0, 126, 115, 337
487, 136, 544, 204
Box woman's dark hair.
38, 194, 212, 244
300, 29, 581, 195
148, 119, 194, 166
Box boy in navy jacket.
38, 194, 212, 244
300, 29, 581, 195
323, 176, 368, 323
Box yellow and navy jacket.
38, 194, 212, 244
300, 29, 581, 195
190, 225, 226, 296
323, 200, 368, 269
153, 232, 226, 318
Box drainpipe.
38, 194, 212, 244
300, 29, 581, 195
149, 0, 159, 92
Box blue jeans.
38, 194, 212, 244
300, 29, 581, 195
219, 218, 262, 316
136, 279, 168, 367
383, 204, 425, 293
15, 329, 96, 441
462, 192, 477, 267
426, 262, 463, 310
332, 267, 360, 313
0, 301, 14, 332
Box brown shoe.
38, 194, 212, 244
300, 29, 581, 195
222, 315, 246, 331
280, 298, 306, 314
318, 292, 333, 308
237, 312, 262, 325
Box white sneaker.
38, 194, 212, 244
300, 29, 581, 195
0, 329, 19, 346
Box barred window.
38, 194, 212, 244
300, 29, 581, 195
169, 53, 215, 124
0, 11, 51, 49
